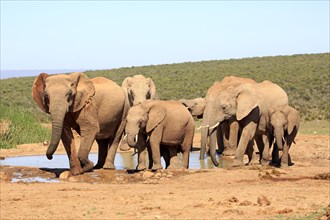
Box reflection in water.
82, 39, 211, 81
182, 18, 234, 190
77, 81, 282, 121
0, 151, 233, 170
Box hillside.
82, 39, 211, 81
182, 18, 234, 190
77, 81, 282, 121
0, 53, 329, 147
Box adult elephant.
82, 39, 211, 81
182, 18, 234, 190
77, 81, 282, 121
257, 105, 300, 167
125, 100, 195, 170
200, 76, 257, 160
119, 75, 157, 151
32, 72, 128, 175
201, 79, 288, 167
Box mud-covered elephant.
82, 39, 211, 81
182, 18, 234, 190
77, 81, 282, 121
257, 105, 300, 167
119, 74, 157, 151
200, 76, 257, 161
32, 72, 129, 175
201, 78, 288, 167
125, 100, 195, 170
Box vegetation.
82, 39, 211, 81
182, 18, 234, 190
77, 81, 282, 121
0, 53, 329, 148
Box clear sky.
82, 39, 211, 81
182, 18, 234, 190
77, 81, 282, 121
1, 1, 329, 77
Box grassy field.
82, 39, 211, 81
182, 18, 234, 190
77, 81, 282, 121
0, 53, 329, 148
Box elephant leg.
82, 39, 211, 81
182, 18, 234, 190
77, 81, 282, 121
181, 124, 193, 169
280, 142, 290, 168
119, 136, 131, 151
160, 145, 171, 169
62, 126, 83, 175
136, 134, 148, 170
233, 121, 257, 166
103, 136, 118, 169
216, 125, 224, 155
246, 140, 259, 165
150, 127, 163, 170
223, 119, 239, 156
167, 147, 179, 169
77, 130, 97, 172
94, 138, 109, 169
271, 142, 280, 166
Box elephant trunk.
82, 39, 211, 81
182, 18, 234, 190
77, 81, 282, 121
46, 110, 66, 160
274, 128, 284, 150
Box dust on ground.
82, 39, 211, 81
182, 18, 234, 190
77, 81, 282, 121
0, 134, 329, 219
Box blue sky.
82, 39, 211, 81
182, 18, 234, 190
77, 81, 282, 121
1, 1, 329, 78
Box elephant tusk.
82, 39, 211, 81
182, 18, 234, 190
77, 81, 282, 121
122, 134, 127, 140
197, 124, 209, 130
282, 137, 285, 143
146, 136, 150, 142
134, 134, 138, 143
209, 122, 220, 130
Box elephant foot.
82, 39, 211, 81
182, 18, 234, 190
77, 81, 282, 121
151, 164, 163, 170
94, 161, 105, 169
167, 164, 177, 170
260, 159, 269, 166
103, 162, 116, 170
70, 166, 84, 176
222, 148, 236, 156
136, 164, 147, 171
233, 158, 245, 167
82, 161, 94, 172
119, 143, 131, 151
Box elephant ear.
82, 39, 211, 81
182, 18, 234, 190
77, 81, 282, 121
258, 108, 272, 132
70, 72, 95, 112
284, 106, 300, 135
122, 77, 133, 92
146, 104, 166, 133
147, 78, 156, 100
235, 84, 260, 121
32, 73, 49, 113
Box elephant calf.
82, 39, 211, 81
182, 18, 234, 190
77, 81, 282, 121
257, 105, 300, 167
125, 100, 195, 170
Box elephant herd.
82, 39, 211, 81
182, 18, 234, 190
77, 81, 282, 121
32, 72, 300, 176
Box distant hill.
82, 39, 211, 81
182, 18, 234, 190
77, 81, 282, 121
1, 53, 329, 121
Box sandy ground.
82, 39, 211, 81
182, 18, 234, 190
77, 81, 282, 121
0, 133, 329, 220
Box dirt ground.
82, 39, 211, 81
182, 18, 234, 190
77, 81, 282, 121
0, 133, 329, 220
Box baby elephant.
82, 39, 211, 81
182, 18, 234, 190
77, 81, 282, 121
125, 100, 195, 170
264, 105, 300, 167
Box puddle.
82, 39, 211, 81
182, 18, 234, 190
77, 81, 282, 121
0, 151, 232, 170
0, 152, 232, 183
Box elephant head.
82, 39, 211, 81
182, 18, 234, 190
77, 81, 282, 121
32, 72, 95, 160
125, 101, 166, 147
122, 75, 156, 106
179, 98, 206, 118
201, 83, 260, 165
269, 106, 300, 150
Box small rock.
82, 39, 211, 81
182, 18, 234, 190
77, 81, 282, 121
43, 140, 49, 146
59, 171, 71, 179
257, 195, 271, 206
142, 171, 154, 179
154, 172, 162, 178
229, 196, 239, 203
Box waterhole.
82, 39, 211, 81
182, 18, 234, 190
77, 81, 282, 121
0, 152, 232, 183
0, 151, 232, 169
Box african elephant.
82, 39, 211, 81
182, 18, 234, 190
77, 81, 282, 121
125, 100, 195, 170
179, 97, 206, 118
257, 105, 300, 167
32, 72, 128, 175
200, 76, 257, 161
119, 75, 157, 151
201, 78, 288, 167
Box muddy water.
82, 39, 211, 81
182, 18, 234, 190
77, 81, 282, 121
0, 151, 232, 170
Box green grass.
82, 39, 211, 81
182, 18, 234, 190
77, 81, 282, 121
273, 207, 327, 220
299, 120, 330, 135
0, 53, 329, 149
0, 104, 51, 149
